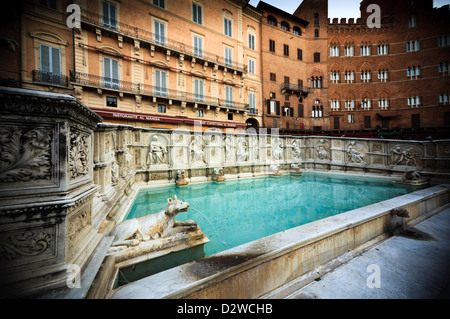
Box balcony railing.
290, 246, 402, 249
70, 71, 249, 112
79, 9, 247, 73
32, 70, 68, 86
280, 83, 310, 96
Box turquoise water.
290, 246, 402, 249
125, 173, 416, 257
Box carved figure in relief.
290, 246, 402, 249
190, 136, 205, 163
109, 195, 196, 250
316, 139, 330, 161
236, 137, 248, 162
224, 136, 233, 162
148, 136, 167, 164
392, 146, 419, 166
347, 142, 366, 164
292, 139, 301, 160
111, 162, 120, 185
272, 139, 283, 161
252, 137, 260, 161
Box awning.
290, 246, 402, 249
376, 112, 402, 118
91, 108, 247, 128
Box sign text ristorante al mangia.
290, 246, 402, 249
92, 109, 247, 128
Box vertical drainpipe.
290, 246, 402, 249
71, 0, 76, 83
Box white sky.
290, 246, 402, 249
248, 0, 450, 19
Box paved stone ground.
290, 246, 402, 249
273, 207, 450, 299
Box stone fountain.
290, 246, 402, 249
107, 195, 208, 264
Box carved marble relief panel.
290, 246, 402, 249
345, 141, 367, 165
0, 223, 58, 268
389, 145, 423, 168
0, 123, 56, 192
66, 200, 92, 262
315, 139, 331, 162
69, 128, 91, 181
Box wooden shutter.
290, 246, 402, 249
298, 104, 304, 118
276, 101, 280, 115
334, 116, 340, 130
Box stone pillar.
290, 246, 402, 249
0, 87, 103, 298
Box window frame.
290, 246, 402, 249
224, 17, 233, 37
192, 2, 203, 25
102, 1, 117, 30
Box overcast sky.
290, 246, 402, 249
248, 0, 450, 18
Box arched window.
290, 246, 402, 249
280, 21, 290, 31
267, 15, 277, 26
314, 29, 319, 38
293, 26, 301, 36
314, 13, 319, 26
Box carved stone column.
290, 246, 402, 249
0, 87, 103, 298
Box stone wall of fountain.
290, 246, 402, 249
94, 123, 450, 193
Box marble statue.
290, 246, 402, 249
109, 195, 197, 250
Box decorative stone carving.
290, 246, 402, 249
391, 146, 422, 167
272, 138, 283, 161
0, 126, 52, 183
69, 130, 89, 179
147, 135, 168, 165
224, 136, 233, 162
109, 195, 196, 251
236, 136, 248, 162
346, 141, 367, 164
0, 231, 52, 259
316, 139, 330, 161
189, 136, 205, 164
292, 139, 302, 161
176, 170, 188, 186
111, 162, 119, 185
212, 168, 226, 182
269, 164, 281, 176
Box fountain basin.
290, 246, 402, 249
108, 175, 450, 298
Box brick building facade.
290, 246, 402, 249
327, 0, 450, 139
1, 0, 449, 138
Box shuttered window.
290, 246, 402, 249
155, 69, 167, 97
40, 44, 62, 85
154, 20, 166, 45
102, 1, 117, 29
225, 86, 233, 107
224, 47, 232, 67
194, 79, 204, 102
193, 35, 203, 57
224, 18, 232, 37
103, 57, 119, 89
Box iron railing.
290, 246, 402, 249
79, 8, 247, 72
70, 71, 250, 111
32, 70, 68, 86
280, 83, 310, 95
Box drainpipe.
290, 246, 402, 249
71, 0, 76, 84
